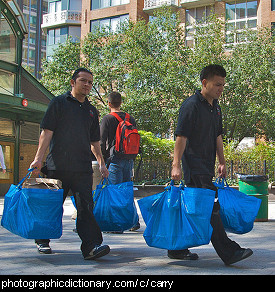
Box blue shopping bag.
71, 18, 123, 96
138, 181, 215, 250
92, 179, 138, 232
214, 178, 261, 234
1, 169, 63, 239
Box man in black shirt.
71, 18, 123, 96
171, 65, 253, 265
30, 68, 110, 260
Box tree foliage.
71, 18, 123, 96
40, 38, 80, 94
40, 7, 275, 141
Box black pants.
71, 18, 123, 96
186, 174, 241, 263
35, 171, 103, 258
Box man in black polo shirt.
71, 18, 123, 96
30, 68, 110, 260
171, 65, 253, 265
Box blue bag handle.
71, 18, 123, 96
93, 177, 111, 205
214, 177, 229, 189
165, 180, 185, 190
16, 168, 35, 189
99, 177, 112, 186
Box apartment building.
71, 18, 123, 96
41, 0, 82, 60
81, 0, 148, 36
81, 0, 275, 43
41, 1, 274, 59
15, 0, 47, 78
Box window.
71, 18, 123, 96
185, 5, 214, 48
0, 11, 16, 63
69, 0, 82, 10
0, 70, 15, 96
0, 119, 14, 137
225, 1, 257, 45
48, 29, 55, 45
49, 1, 62, 13
91, 0, 130, 10
47, 27, 68, 45
90, 14, 129, 32
56, 1, 61, 12
55, 28, 61, 44
49, 2, 55, 13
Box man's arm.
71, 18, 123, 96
216, 134, 227, 178
171, 136, 187, 181
30, 129, 53, 175
91, 141, 109, 178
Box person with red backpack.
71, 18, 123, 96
100, 91, 140, 231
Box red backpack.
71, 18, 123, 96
110, 112, 140, 159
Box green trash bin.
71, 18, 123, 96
237, 174, 268, 222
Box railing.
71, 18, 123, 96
42, 10, 82, 28
144, 0, 176, 10
133, 159, 275, 184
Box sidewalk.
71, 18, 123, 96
0, 197, 274, 275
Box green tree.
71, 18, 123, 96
40, 38, 80, 96
81, 7, 190, 134
40, 8, 275, 141
222, 27, 275, 141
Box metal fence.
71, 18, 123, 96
133, 159, 275, 184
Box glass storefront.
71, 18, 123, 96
0, 70, 15, 96
0, 10, 16, 63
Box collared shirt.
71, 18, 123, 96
175, 90, 223, 183
41, 91, 100, 172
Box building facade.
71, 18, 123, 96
81, 0, 275, 41
0, 0, 54, 194
42, 0, 82, 60
41, 0, 274, 58
16, 0, 47, 79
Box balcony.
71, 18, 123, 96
41, 10, 82, 29
180, 0, 215, 9
144, 0, 178, 14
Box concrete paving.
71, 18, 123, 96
0, 197, 274, 275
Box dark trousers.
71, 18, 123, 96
35, 171, 103, 258
186, 174, 241, 263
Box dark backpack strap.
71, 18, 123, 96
124, 113, 130, 122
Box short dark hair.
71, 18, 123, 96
108, 91, 122, 108
72, 68, 93, 81
200, 64, 226, 82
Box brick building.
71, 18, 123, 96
80, 0, 275, 42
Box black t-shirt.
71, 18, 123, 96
41, 91, 100, 172
100, 112, 136, 160
175, 90, 223, 183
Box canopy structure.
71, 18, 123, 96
0, 0, 54, 188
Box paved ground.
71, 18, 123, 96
0, 197, 274, 276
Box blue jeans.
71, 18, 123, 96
108, 158, 133, 185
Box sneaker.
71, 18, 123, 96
84, 245, 110, 260
37, 243, 52, 254
168, 249, 199, 260
129, 222, 141, 232
224, 248, 253, 265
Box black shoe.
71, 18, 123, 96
168, 249, 199, 260
129, 222, 140, 231
37, 243, 52, 254
224, 248, 253, 265
84, 245, 110, 260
